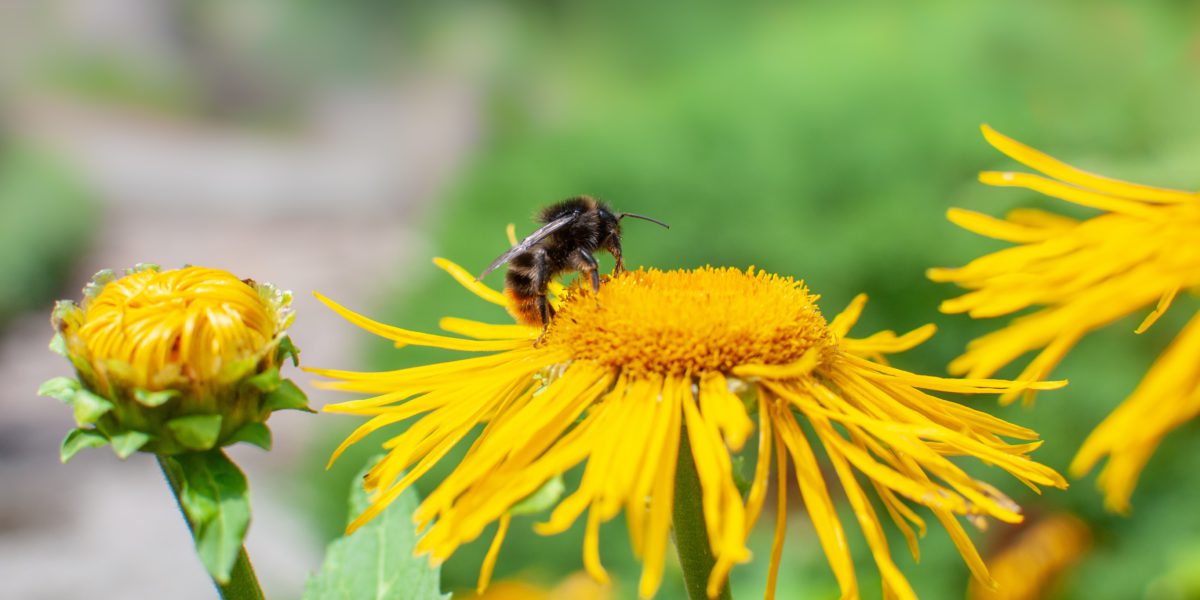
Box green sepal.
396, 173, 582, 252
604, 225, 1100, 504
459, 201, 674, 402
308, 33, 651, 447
276, 336, 300, 367
303, 456, 447, 600
263, 379, 312, 413
510, 473, 565, 516
48, 333, 68, 357
72, 389, 114, 425
168, 415, 224, 451
130, 262, 160, 274
227, 422, 272, 451
110, 430, 152, 459
162, 450, 251, 584
135, 388, 180, 407
39, 376, 80, 403
243, 367, 281, 392
60, 428, 108, 463
84, 269, 117, 299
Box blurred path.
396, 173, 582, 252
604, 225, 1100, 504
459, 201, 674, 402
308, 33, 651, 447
0, 79, 479, 599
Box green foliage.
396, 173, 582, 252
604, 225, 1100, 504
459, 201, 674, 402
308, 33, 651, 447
0, 145, 96, 327
161, 450, 253, 584
304, 456, 448, 600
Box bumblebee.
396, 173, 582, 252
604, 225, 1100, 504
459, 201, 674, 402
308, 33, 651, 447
478, 196, 668, 327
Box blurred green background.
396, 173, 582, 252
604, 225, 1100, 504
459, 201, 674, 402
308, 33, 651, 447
6, 0, 1200, 598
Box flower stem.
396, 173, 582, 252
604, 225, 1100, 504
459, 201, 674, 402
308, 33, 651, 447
673, 431, 733, 600
157, 455, 266, 600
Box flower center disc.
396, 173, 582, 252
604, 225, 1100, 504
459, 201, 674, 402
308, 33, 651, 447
77, 267, 274, 384
543, 267, 834, 374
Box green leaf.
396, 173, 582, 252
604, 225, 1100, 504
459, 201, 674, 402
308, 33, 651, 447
509, 473, 565, 516
38, 376, 80, 403
109, 430, 151, 459
71, 389, 114, 425
303, 456, 447, 600
263, 379, 312, 413
60, 428, 107, 462
164, 451, 251, 584
276, 336, 300, 367
167, 415, 223, 451
227, 422, 272, 451
135, 388, 180, 407
243, 367, 281, 392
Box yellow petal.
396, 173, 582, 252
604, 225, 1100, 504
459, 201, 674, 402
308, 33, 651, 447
980, 124, 1197, 203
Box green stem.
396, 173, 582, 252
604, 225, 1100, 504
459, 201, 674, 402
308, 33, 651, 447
157, 455, 266, 600
673, 430, 733, 600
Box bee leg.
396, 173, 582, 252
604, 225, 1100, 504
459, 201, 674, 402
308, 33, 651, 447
537, 295, 552, 325
571, 248, 601, 292
606, 237, 624, 274
533, 296, 553, 345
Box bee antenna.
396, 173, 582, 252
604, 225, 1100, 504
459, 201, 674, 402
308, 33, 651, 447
619, 213, 670, 229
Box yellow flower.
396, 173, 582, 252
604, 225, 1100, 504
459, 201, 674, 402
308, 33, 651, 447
967, 513, 1091, 600
43, 264, 308, 458
312, 257, 1066, 599
929, 125, 1200, 513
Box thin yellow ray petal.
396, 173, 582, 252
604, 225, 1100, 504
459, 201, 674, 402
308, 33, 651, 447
539, 394, 631, 535
584, 507, 610, 584
842, 353, 1067, 394
699, 372, 754, 451
772, 401, 859, 597
637, 384, 681, 599
1134, 287, 1179, 334
1072, 310, 1200, 510
681, 383, 750, 597
871, 477, 923, 562
765, 428, 788, 600
934, 509, 995, 589
327, 412, 410, 468
1006, 207, 1079, 230
946, 207, 1067, 244
476, 514, 511, 594
733, 347, 822, 379
505, 223, 518, 246
980, 171, 1161, 218
350, 405, 489, 534
314, 291, 524, 351
980, 124, 1197, 203
779, 383, 964, 513
433, 257, 510, 306
682, 393, 726, 552
439, 316, 537, 340
815, 417, 917, 600
1000, 330, 1085, 406
829, 293, 868, 338
743, 394, 774, 532
842, 324, 937, 356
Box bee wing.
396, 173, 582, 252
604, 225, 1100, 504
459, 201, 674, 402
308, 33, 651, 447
477, 214, 577, 279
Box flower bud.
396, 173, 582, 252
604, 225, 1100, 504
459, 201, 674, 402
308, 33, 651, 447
42, 264, 309, 460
